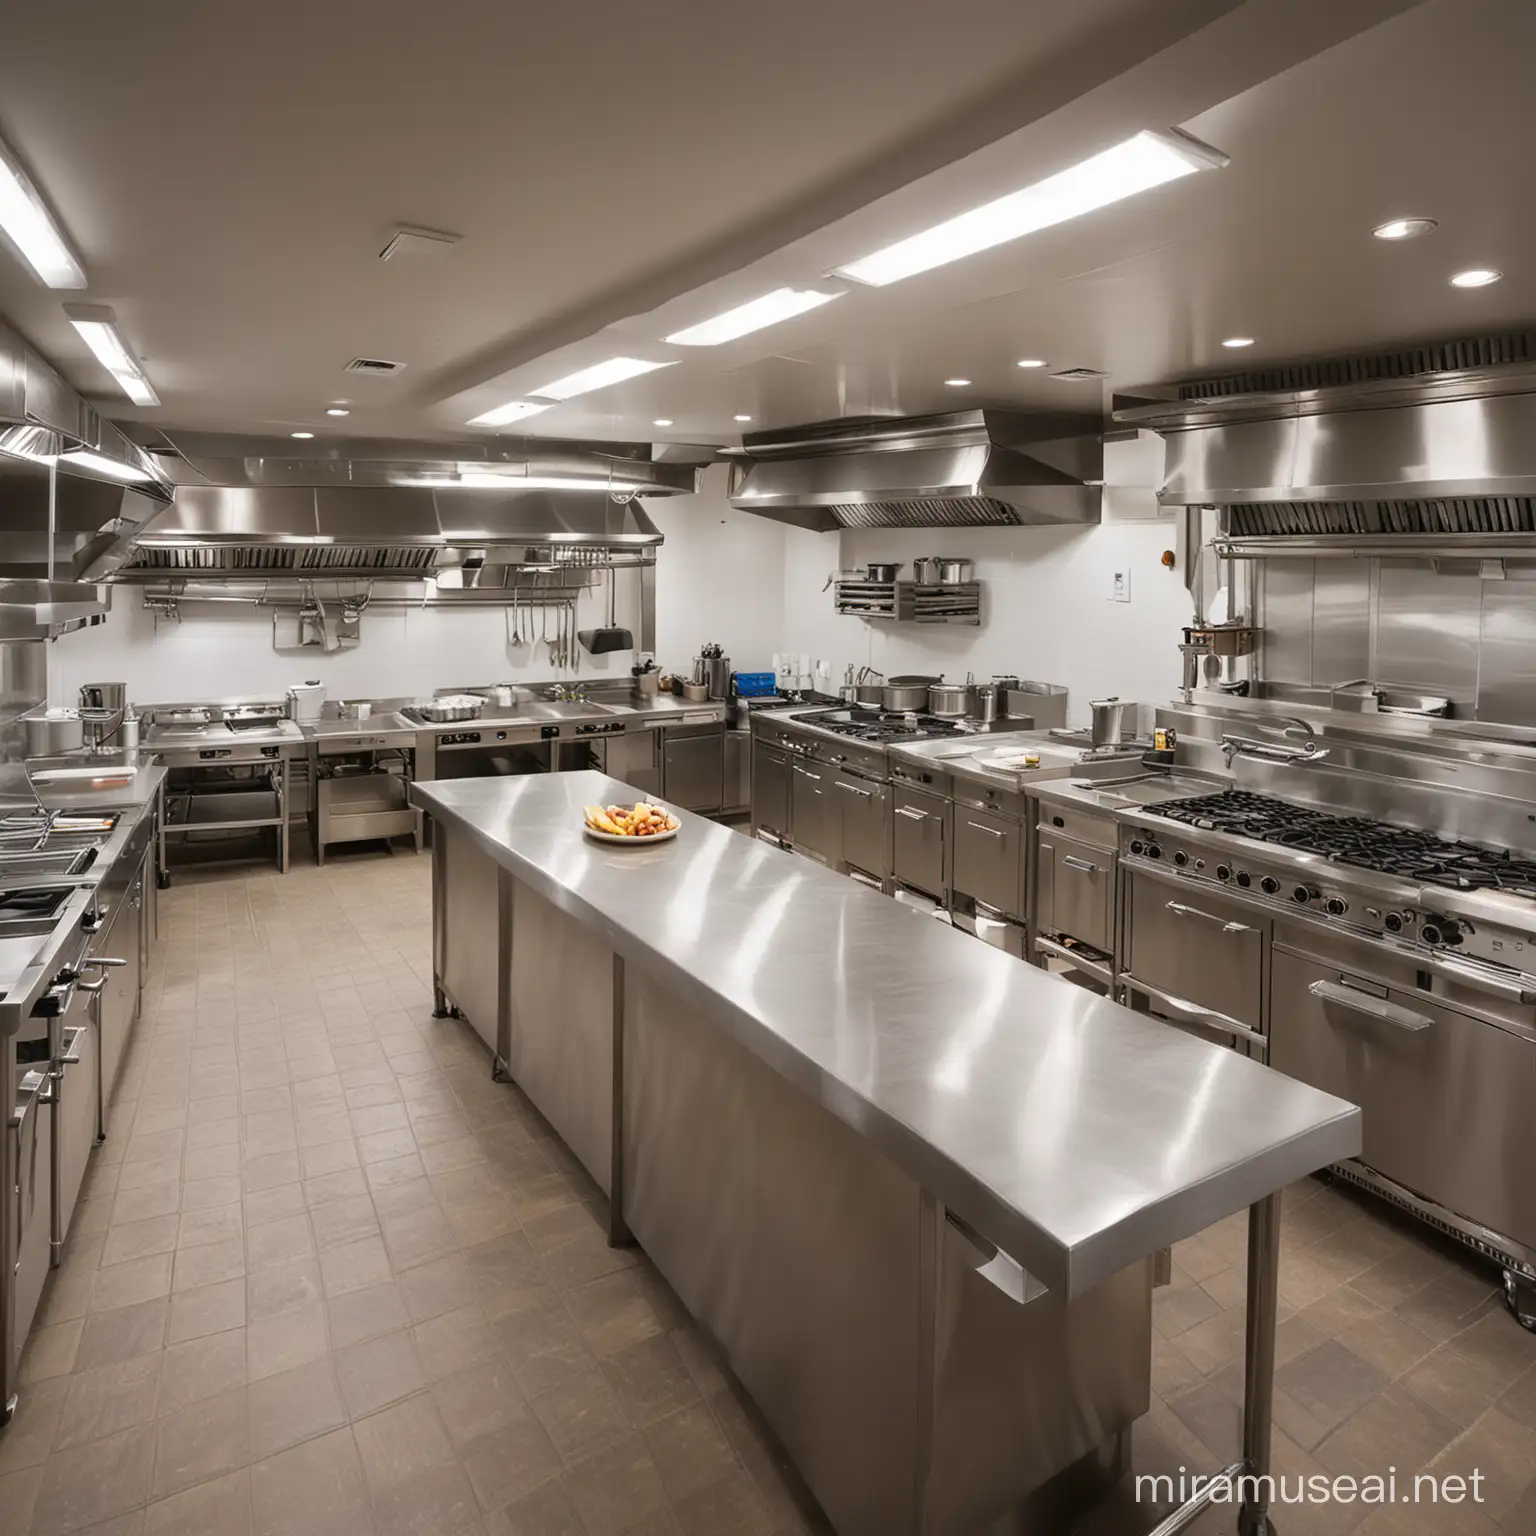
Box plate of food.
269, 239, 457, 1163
583, 801, 681, 844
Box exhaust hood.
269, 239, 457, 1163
0, 320, 173, 599
1114, 334, 1536, 555
106, 431, 694, 582
725, 410, 1102, 530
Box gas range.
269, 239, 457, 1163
1121, 788, 1536, 979
810, 708, 968, 745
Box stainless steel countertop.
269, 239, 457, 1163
304, 712, 419, 742
27, 758, 168, 812
412, 770, 1360, 1298
887, 732, 1138, 792
1031, 770, 1230, 816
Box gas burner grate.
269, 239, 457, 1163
1145, 790, 1536, 897
815, 709, 965, 744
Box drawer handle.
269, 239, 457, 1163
1062, 855, 1098, 874
834, 781, 872, 798
1309, 979, 1433, 1033
965, 821, 1005, 839
1165, 900, 1255, 936
1120, 974, 1269, 1053
792, 766, 821, 781
894, 806, 928, 821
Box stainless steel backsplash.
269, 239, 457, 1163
1257, 558, 1536, 726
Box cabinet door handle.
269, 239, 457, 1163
895, 806, 928, 821
1165, 900, 1255, 936
83, 957, 128, 969
1062, 855, 1098, 874
834, 781, 871, 798
965, 821, 1005, 839
1309, 979, 1432, 1033
792, 766, 821, 781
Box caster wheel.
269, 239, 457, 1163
1503, 1270, 1536, 1332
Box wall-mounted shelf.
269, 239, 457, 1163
833, 579, 982, 625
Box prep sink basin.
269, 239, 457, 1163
517, 701, 630, 721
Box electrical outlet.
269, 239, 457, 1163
1110, 569, 1131, 603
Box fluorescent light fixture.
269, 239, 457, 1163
653, 418, 674, 427
466, 399, 553, 428
733, 413, 753, 422
58, 449, 153, 483
325, 406, 350, 417
835, 129, 1224, 287
530, 356, 674, 401
1373, 217, 1437, 241
1016, 358, 1047, 368
64, 304, 160, 406
1450, 268, 1501, 288
396, 469, 621, 492
944, 378, 971, 387
0, 136, 86, 288
665, 287, 840, 347
291, 431, 315, 439
1221, 336, 1255, 349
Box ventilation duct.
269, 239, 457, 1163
725, 410, 1101, 530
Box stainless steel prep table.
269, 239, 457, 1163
304, 713, 422, 863
414, 770, 1360, 1536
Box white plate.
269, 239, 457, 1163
583, 823, 680, 846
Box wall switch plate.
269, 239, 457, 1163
1110, 569, 1131, 603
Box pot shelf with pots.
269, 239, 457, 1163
832, 579, 982, 625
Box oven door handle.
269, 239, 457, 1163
1309, 979, 1433, 1033
1416, 951, 1536, 1007
1119, 974, 1269, 1054
1165, 900, 1256, 936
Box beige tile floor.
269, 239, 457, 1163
2, 842, 1534, 1536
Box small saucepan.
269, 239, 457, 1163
864, 562, 902, 583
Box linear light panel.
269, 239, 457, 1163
466, 399, 554, 428
65, 305, 160, 407
58, 449, 153, 483
530, 357, 674, 400
835, 130, 1225, 287
666, 287, 841, 346
0, 137, 86, 288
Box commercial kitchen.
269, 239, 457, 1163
2, 2, 1536, 1534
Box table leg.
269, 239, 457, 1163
1238, 1191, 1282, 1536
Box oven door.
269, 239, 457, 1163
1270, 945, 1536, 1250
1122, 865, 1268, 1054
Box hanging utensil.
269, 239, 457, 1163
578, 563, 633, 654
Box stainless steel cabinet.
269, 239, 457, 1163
95, 867, 144, 1121
1125, 871, 1267, 1040
1270, 946, 1536, 1250
790, 761, 837, 866
606, 728, 662, 797
834, 770, 889, 883
12, 1067, 51, 1383
57, 1018, 99, 1240
1035, 832, 1115, 953
662, 724, 724, 813
752, 741, 791, 841
724, 731, 750, 816
893, 785, 948, 898
953, 806, 1023, 919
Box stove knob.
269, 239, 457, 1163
1235, 871, 1252, 888
1420, 923, 1443, 946
1216, 864, 1232, 881
1324, 898, 1348, 916
1194, 858, 1207, 872
1292, 885, 1319, 904
1384, 912, 1404, 933
1260, 876, 1281, 895
1146, 843, 1163, 860
1435, 918, 1464, 946
1129, 839, 1145, 856
1172, 851, 1188, 867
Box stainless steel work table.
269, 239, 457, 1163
414, 770, 1361, 1536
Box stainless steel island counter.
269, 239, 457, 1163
413, 771, 1360, 1536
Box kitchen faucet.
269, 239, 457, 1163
1221, 716, 1330, 768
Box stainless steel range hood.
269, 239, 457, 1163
725, 410, 1102, 530
1114, 336, 1536, 555
108, 431, 695, 582
0, 320, 173, 597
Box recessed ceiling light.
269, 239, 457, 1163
325, 407, 350, 417
733, 413, 753, 422
652, 418, 674, 427
834, 129, 1226, 287
1450, 268, 1502, 288
1373, 217, 1437, 241
666, 288, 842, 347
291, 431, 315, 439
1016, 358, 1048, 369
63, 304, 160, 406
1221, 336, 1256, 348
0, 133, 86, 288
944, 378, 971, 387
467, 399, 553, 428
530, 356, 675, 401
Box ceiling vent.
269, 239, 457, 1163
343, 357, 407, 376
1051, 367, 1108, 381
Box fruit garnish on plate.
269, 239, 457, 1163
583, 801, 680, 837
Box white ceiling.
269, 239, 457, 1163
1, 0, 1525, 452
